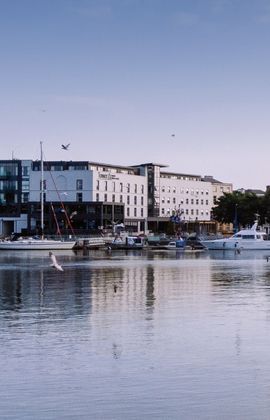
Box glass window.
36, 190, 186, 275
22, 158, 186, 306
76, 192, 83, 202
96, 193, 99, 201
76, 179, 83, 190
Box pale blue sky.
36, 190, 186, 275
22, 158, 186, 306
1, 0, 270, 189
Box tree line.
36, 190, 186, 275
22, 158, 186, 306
212, 191, 270, 228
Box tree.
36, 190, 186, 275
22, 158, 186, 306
212, 191, 262, 227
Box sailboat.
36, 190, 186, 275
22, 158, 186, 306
0, 142, 76, 250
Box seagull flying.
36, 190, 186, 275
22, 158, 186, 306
49, 251, 64, 271
61, 143, 70, 150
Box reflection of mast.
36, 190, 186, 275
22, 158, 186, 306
40, 141, 44, 239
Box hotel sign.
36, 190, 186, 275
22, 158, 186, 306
98, 173, 119, 180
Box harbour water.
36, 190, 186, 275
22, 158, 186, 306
1, 249, 270, 419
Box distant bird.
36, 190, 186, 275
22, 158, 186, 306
171, 134, 175, 138
49, 251, 64, 271
61, 143, 70, 150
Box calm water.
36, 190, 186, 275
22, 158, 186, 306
1, 249, 270, 419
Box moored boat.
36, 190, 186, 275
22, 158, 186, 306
200, 222, 270, 250
0, 237, 76, 250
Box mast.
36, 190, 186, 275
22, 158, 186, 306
40, 141, 44, 239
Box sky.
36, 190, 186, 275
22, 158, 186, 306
1, 0, 270, 190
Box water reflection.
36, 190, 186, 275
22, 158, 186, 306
1, 251, 270, 418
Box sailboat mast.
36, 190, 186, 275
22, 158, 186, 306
40, 141, 44, 239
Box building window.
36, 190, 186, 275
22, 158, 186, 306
206, 199, 209, 205
173, 187, 176, 193
141, 185, 144, 194
76, 193, 83, 202
134, 184, 137, 193
141, 208, 143, 217
105, 181, 108, 191
113, 182, 116, 192
76, 179, 83, 190
161, 208, 165, 215
112, 194, 115, 202
186, 209, 189, 215
104, 194, 107, 202
186, 199, 189, 204
196, 199, 199, 205
191, 209, 194, 215
96, 180, 99, 190
173, 197, 176, 204
191, 199, 194, 205
201, 199, 204, 205
141, 196, 144, 205
120, 183, 123, 192
21, 192, 29, 203
134, 208, 137, 217
134, 196, 137, 205
127, 207, 130, 216
96, 193, 99, 201
120, 195, 123, 203
127, 183, 130, 193
127, 195, 130, 205
162, 197, 165, 203
22, 166, 29, 176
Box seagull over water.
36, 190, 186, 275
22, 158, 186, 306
61, 143, 70, 150
49, 251, 64, 271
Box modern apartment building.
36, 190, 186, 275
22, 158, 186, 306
0, 158, 232, 236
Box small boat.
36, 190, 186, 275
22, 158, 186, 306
109, 235, 145, 250
0, 237, 76, 250
154, 239, 186, 250
200, 221, 270, 250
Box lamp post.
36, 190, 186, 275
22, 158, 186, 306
233, 204, 238, 233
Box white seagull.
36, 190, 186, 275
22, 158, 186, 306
49, 251, 64, 271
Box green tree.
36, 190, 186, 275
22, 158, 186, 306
212, 191, 262, 228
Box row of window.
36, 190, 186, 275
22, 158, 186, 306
126, 207, 144, 217
160, 186, 209, 194
161, 197, 209, 205
96, 180, 145, 194
161, 208, 210, 216
96, 193, 144, 205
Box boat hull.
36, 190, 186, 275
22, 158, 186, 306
201, 239, 270, 250
0, 240, 76, 250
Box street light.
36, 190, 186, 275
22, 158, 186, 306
233, 204, 238, 233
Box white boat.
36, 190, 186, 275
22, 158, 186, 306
200, 222, 270, 250
0, 237, 75, 250
0, 142, 76, 251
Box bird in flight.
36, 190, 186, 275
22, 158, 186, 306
171, 134, 175, 138
49, 251, 64, 271
61, 143, 70, 150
